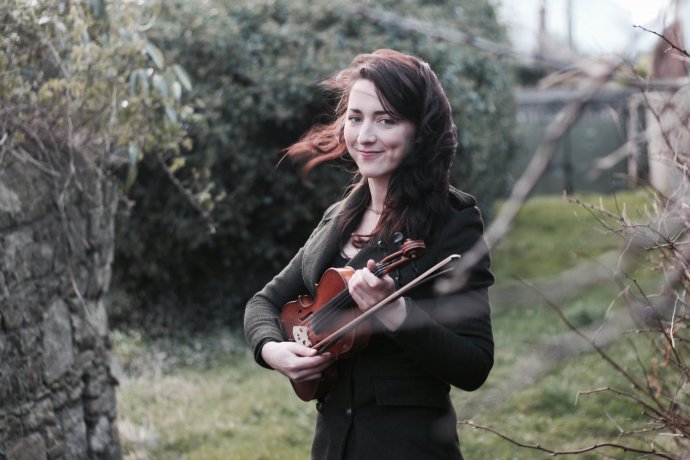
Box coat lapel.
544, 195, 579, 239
302, 212, 341, 295
301, 198, 384, 294
347, 244, 380, 270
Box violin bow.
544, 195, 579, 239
314, 254, 462, 354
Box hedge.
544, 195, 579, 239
111, 0, 516, 329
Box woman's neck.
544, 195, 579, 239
367, 177, 389, 213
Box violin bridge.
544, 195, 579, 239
292, 326, 312, 347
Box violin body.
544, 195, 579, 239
279, 267, 372, 401
279, 238, 426, 402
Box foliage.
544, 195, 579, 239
111, 0, 517, 328
0, 0, 192, 185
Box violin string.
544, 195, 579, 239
295, 286, 352, 331
309, 254, 413, 333
316, 291, 356, 332
302, 250, 416, 336
297, 289, 354, 337
297, 260, 391, 335
302, 267, 380, 333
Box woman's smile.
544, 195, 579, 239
357, 149, 382, 158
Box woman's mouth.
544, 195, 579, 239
358, 150, 381, 159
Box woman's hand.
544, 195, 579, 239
348, 259, 407, 331
261, 341, 333, 382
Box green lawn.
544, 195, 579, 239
116, 190, 680, 459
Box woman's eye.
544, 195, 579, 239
348, 116, 362, 123
379, 118, 395, 126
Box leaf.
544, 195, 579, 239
145, 41, 165, 69
53, 20, 67, 34
164, 104, 177, 123
172, 64, 193, 91
169, 156, 186, 173
129, 69, 149, 96
172, 81, 182, 101
125, 144, 140, 190
152, 73, 168, 99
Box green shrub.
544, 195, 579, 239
0, 1, 191, 166
112, 0, 517, 328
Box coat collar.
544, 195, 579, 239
301, 192, 383, 293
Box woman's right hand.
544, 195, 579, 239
261, 341, 334, 382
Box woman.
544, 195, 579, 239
244, 49, 494, 459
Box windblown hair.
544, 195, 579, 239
285, 49, 458, 248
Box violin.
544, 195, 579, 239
279, 238, 426, 401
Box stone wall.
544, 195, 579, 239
0, 147, 121, 459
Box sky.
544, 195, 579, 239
497, 0, 680, 57
611, 0, 673, 24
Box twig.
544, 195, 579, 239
9, 146, 60, 177
634, 25, 690, 58
588, 132, 649, 180
155, 153, 217, 235
459, 420, 675, 458
520, 276, 668, 417
437, 60, 623, 294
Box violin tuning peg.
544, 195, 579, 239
393, 232, 404, 249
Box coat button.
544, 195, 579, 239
345, 408, 352, 417
316, 402, 323, 413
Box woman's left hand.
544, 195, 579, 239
348, 259, 407, 331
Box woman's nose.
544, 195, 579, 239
357, 122, 376, 144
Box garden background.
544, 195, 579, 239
2, 0, 689, 459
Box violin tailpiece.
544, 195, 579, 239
293, 326, 312, 347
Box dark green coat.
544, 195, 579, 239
244, 187, 494, 460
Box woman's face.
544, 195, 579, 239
344, 79, 416, 188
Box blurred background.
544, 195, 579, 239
2, 0, 690, 458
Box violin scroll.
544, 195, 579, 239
374, 239, 425, 276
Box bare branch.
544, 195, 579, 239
437, 60, 623, 294
459, 420, 675, 458
521, 276, 669, 416
634, 25, 690, 58
155, 153, 217, 235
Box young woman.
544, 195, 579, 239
244, 49, 494, 460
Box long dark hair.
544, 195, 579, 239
286, 49, 458, 248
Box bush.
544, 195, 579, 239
0, 0, 191, 168
111, 0, 517, 329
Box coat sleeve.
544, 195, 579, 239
244, 245, 308, 368
387, 203, 494, 391
243, 204, 338, 368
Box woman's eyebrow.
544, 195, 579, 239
347, 108, 392, 116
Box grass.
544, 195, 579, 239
116, 190, 672, 459
114, 329, 318, 460
491, 190, 653, 280
456, 296, 658, 459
